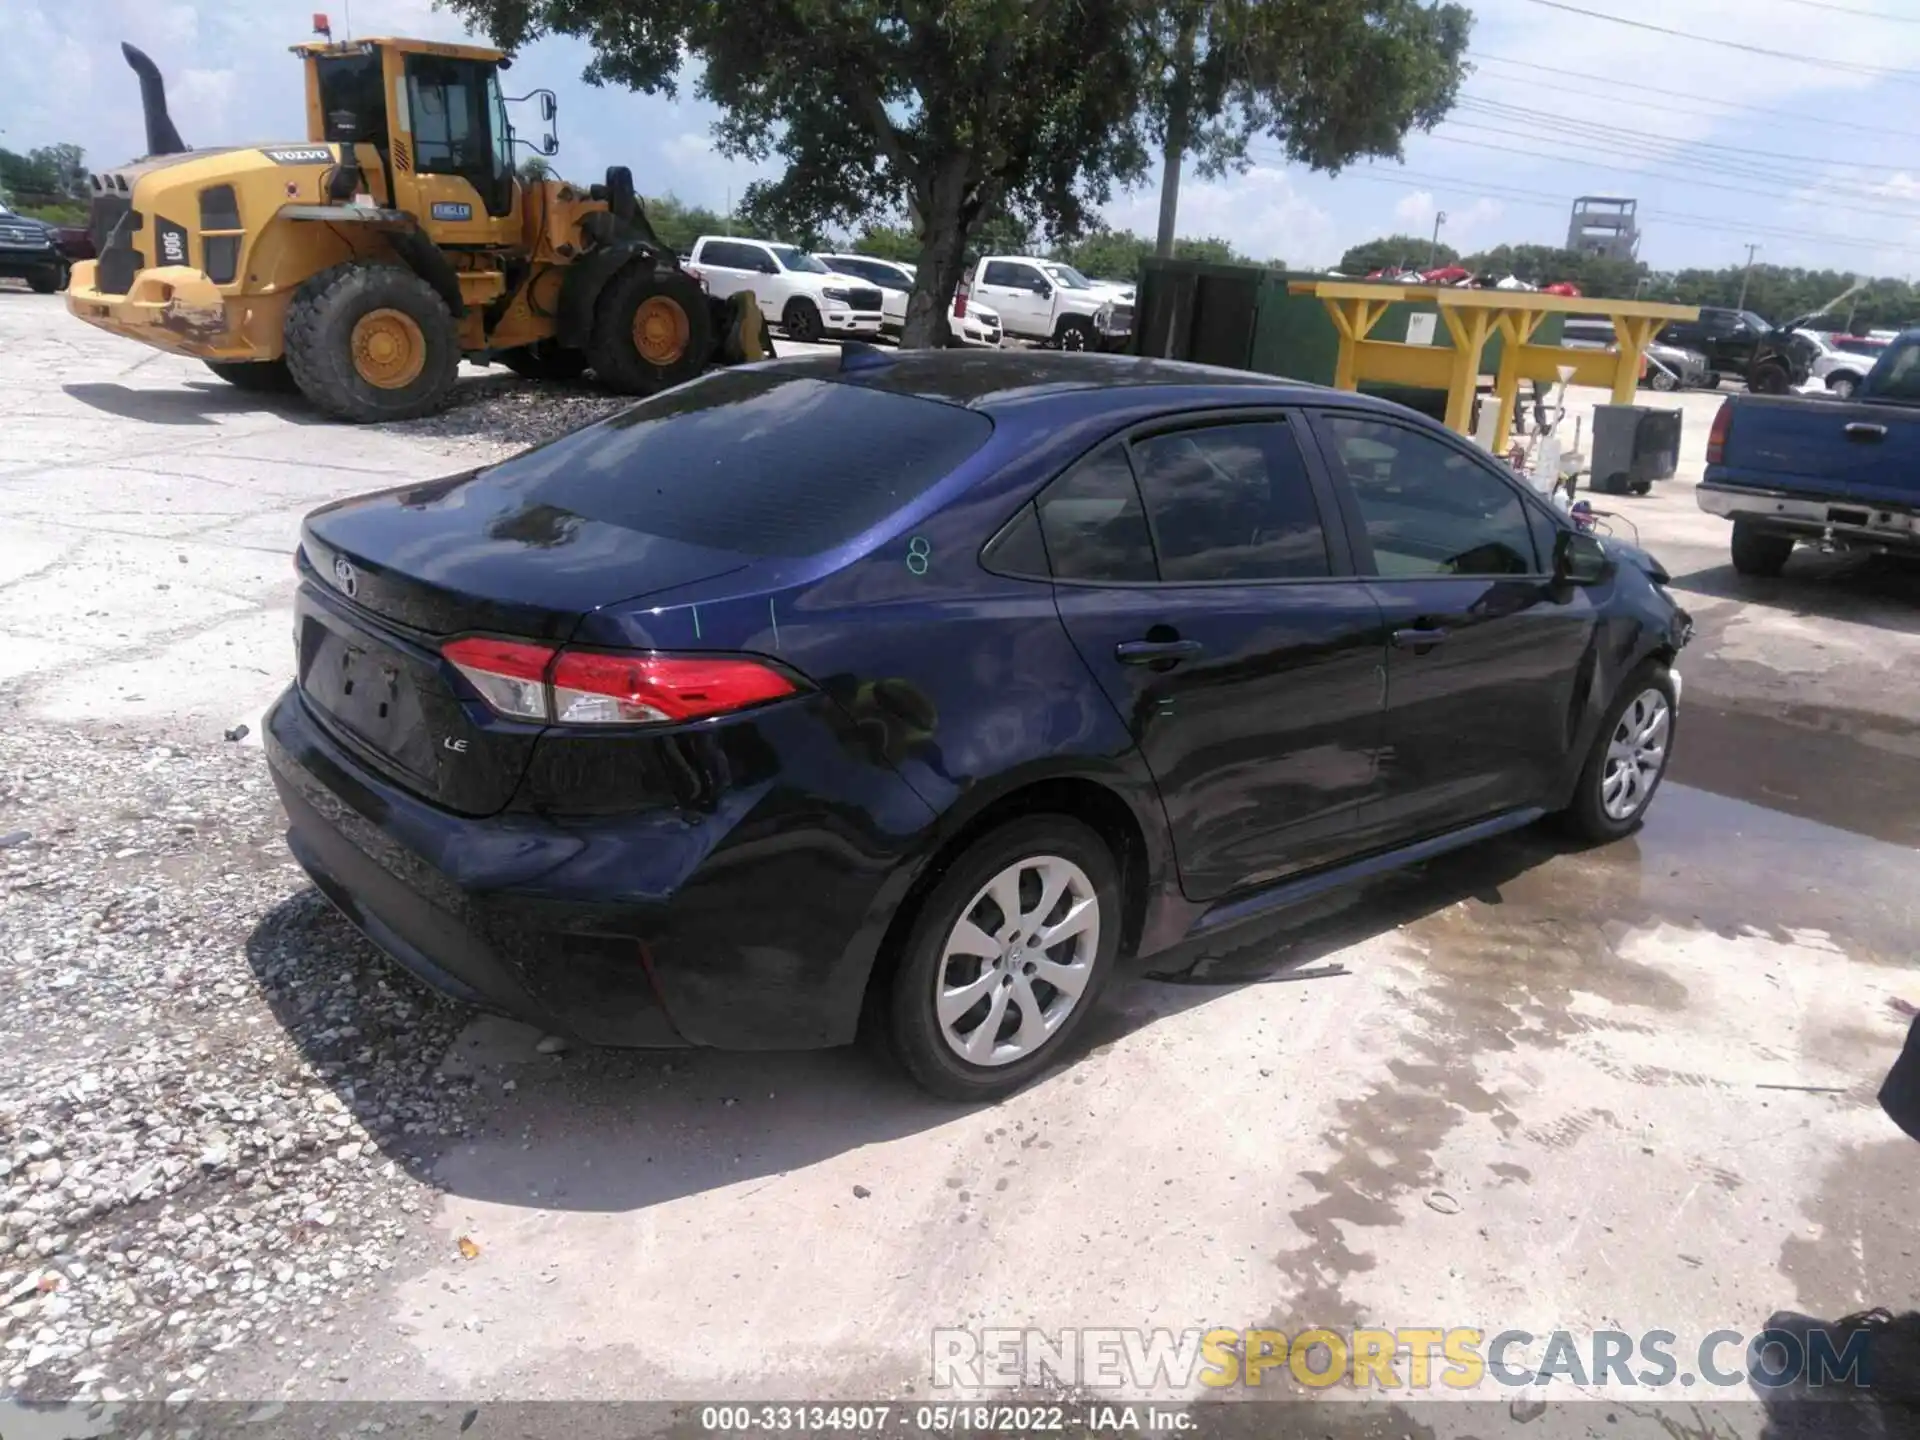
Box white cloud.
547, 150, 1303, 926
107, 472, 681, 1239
1107, 164, 1338, 267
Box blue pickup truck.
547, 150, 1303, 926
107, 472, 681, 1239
1698, 330, 1920, 575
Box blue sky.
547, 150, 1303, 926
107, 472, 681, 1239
8, 0, 1920, 282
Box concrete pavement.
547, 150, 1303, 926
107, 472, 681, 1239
2, 289, 1917, 1429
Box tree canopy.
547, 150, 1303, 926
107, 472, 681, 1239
1140, 0, 1470, 254
1, 144, 87, 205
1338, 233, 1459, 274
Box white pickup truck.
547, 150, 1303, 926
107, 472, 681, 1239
686, 236, 885, 344
965, 256, 1133, 351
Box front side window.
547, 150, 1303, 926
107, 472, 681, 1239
1130, 423, 1330, 583
1036, 445, 1157, 583
1041, 263, 1094, 290
984, 261, 1044, 290
1867, 338, 1920, 401
1318, 416, 1539, 578
770, 244, 829, 274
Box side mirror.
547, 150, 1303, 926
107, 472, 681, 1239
1555, 529, 1613, 586
540, 92, 557, 122
1034, 281, 1052, 298
539, 133, 558, 156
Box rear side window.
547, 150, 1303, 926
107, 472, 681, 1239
478, 372, 993, 557
1130, 422, 1330, 582
1036, 445, 1157, 583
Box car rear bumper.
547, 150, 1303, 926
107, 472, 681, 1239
265, 682, 933, 1050
1697, 481, 1920, 553
65, 259, 278, 360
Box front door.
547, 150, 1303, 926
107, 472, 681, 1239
1041, 417, 1387, 902
1307, 411, 1596, 843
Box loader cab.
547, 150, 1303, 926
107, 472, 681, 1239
300, 38, 527, 245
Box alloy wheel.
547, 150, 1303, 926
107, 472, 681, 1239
1601, 688, 1671, 821
935, 854, 1098, 1067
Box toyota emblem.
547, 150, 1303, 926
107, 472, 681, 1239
332, 555, 358, 598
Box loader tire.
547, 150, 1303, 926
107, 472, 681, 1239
204, 358, 300, 393
284, 263, 459, 423
499, 341, 590, 382
588, 265, 711, 395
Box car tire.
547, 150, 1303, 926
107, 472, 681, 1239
1555, 663, 1677, 843
284, 262, 460, 422
1731, 521, 1795, 577
1750, 364, 1791, 395
499, 340, 590, 382
204, 358, 300, 393
1055, 316, 1093, 352
1829, 375, 1858, 400
782, 297, 824, 344
28, 268, 61, 295
588, 263, 712, 394
1648, 369, 1678, 392
883, 815, 1121, 1102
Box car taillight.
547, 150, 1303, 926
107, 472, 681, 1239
954, 283, 968, 319
443, 636, 554, 721
551, 652, 796, 725
1707, 401, 1733, 465
442, 638, 797, 727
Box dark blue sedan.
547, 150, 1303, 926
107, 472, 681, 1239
266, 350, 1690, 1100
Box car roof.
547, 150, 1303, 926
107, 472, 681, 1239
753, 350, 1336, 413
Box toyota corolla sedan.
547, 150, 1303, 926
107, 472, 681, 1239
267, 351, 1690, 1101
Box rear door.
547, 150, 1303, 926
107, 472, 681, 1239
1043, 415, 1387, 901
1307, 409, 1596, 840
691, 239, 763, 302
979, 260, 1050, 339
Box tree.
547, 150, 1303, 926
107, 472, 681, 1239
1052, 227, 1276, 285
444, 0, 1151, 346
1140, 0, 1471, 257
1339, 233, 1456, 274
641, 194, 733, 254
517, 156, 553, 185
0, 142, 87, 203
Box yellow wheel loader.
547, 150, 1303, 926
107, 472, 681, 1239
65, 32, 771, 423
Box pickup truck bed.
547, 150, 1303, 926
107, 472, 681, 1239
1699, 370, 1920, 576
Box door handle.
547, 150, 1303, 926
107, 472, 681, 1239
1844, 422, 1888, 442
1116, 638, 1204, 665
1391, 627, 1449, 652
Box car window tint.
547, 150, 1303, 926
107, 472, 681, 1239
1320, 416, 1539, 577
476, 371, 993, 558
1036, 445, 1157, 583
702, 241, 748, 268
981, 503, 1050, 579
1866, 338, 1920, 400
982, 262, 1021, 287
1130, 423, 1330, 582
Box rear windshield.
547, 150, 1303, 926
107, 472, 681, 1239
476, 371, 994, 556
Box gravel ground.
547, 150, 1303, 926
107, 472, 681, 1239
0, 718, 473, 1403
376, 372, 631, 459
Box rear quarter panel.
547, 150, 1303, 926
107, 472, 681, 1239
1707, 394, 1920, 508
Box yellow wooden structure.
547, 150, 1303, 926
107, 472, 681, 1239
1287, 281, 1699, 441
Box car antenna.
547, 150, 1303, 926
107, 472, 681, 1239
838, 342, 895, 374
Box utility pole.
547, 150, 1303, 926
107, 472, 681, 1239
1428, 210, 1448, 269
1736, 243, 1760, 311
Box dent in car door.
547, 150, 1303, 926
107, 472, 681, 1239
1309, 411, 1597, 841
1040, 423, 1387, 902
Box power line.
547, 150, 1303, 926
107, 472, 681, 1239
1748, 0, 1920, 22
1518, 0, 1920, 82
1470, 54, 1920, 143
1464, 72, 1920, 143
1323, 163, 1909, 255
1437, 114, 1920, 209
1455, 94, 1920, 176
1422, 132, 1920, 222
